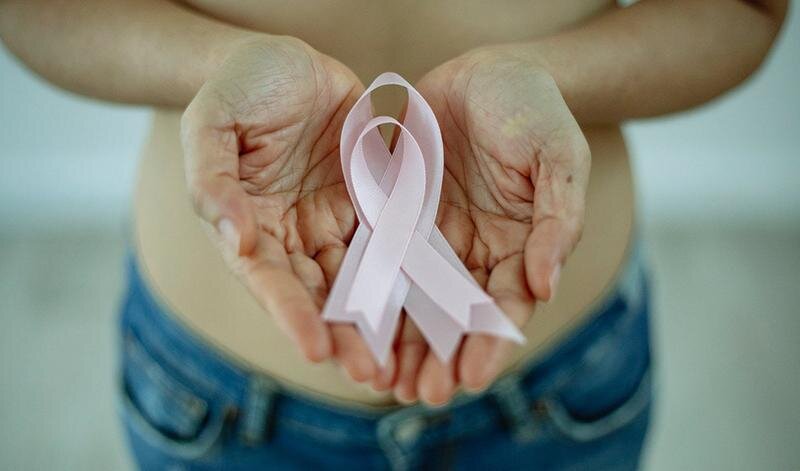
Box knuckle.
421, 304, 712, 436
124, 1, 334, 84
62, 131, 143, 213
565, 212, 585, 243
545, 126, 590, 165
187, 182, 214, 221
569, 132, 591, 160
561, 135, 591, 169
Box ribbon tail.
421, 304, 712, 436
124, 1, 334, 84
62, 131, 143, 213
469, 302, 526, 344
427, 228, 479, 288
323, 222, 408, 366
404, 288, 524, 364
402, 233, 492, 329
404, 288, 465, 363
402, 229, 526, 348
324, 72, 525, 366
352, 288, 404, 367
324, 117, 413, 365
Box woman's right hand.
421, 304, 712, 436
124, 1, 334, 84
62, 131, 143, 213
181, 36, 395, 386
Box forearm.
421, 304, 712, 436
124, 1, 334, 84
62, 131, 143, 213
0, 0, 263, 106
504, 0, 788, 124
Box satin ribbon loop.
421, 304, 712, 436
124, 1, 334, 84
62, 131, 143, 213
345, 116, 427, 332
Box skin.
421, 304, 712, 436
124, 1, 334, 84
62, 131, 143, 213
393, 56, 590, 404
181, 37, 393, 382
0, 0, 788, 406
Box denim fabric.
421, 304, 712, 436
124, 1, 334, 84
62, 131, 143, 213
117, 248, 653, 470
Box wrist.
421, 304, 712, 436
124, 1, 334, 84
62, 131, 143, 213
458, 41, 583, 122
445, 43, 559, 95
170, 29, 266, 106
200, 31, 273, 85
205, 33, 326, 81
189, 31, 321, 105
455, 43, 556, 84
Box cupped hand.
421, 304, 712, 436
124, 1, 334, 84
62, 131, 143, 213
181, 36, 395, 385
392, 49, 591, 405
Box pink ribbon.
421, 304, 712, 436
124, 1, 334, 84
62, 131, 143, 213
323, 73, 525, 365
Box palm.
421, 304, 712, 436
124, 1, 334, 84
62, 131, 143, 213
434, 78, 541, 320
183, 39, 389, 378
390, 57, 590, 403
234, 67, 358, 310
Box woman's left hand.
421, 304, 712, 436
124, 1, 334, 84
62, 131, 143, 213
392, 48, 591, 405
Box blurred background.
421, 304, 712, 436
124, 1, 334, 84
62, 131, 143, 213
1, 6, 798, 471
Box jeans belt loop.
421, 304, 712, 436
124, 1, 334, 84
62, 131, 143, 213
491, 374, 539, 442
620, 243, 645, 311
239, 374, 279, 446
376, 406, 428, 471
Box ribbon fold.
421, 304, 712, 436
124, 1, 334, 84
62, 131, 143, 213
323, 73, 525, 365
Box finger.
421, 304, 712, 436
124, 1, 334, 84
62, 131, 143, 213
459, 296, 532, 392
315, 245, 380, 383
393, 317, 427, 404
417, 351, 457, 407
331, 325, 379, 383
525, 135, 590, 301
371, 350, 398, 391
241, 233, 332, 363
287, 252, 330, 308
459, 254, 534, 392
181, 98, 258, 256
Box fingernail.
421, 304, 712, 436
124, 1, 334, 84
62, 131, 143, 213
462, 384, 488, 395
548, 264, 561, 301
218, 218, 240, 255
396, 393, 417, 405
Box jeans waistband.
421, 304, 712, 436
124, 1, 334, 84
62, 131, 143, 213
121, 245, 648, 468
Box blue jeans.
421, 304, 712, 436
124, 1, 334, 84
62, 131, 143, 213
117, 248, 653, 470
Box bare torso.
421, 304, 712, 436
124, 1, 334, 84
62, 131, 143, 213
134, 0, 634, 405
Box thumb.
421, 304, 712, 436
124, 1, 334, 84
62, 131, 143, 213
181, 103, 258, 256
191, 174, 258, 257
524, 138, 589, 302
